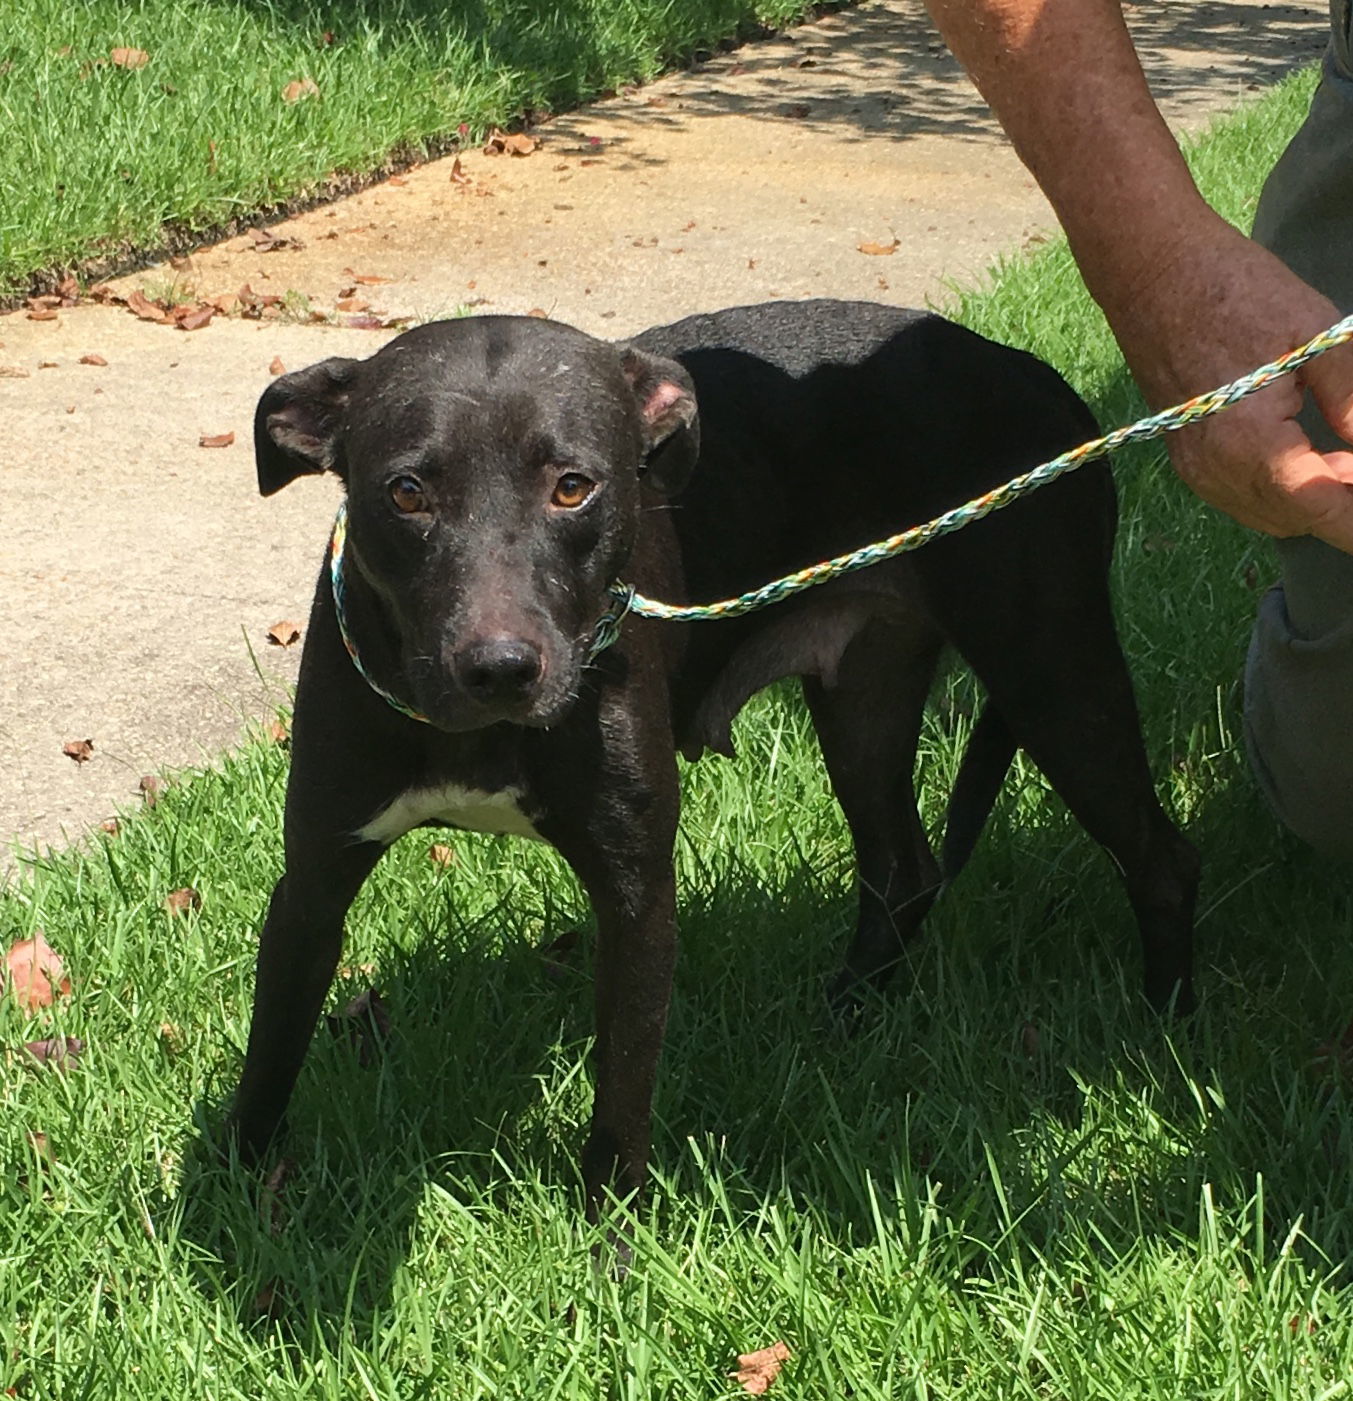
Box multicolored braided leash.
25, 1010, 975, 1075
589, 310, 1353, 654
331, 311, 1353, 722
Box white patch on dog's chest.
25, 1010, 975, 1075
354, 783, 545, 846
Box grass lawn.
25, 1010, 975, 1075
6, 61, 1353, 1401
0, 0, 819, 298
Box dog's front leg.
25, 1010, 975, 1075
581, 855, 678, 1217
228, 833, 384, 1161
540, 713, 680, 1219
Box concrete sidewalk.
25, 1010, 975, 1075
0, 0, 1328, 867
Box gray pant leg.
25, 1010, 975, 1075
1243, 3, 1353, 857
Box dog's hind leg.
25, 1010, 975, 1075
804, 618, 945, 1002
919, 512, 1200, 1013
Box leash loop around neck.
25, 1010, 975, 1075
329, 502, 431, 724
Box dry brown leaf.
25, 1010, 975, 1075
387, 175, 407, 187
428, 843, 457, 867
346, 315, 386, 330
24, 1036, 84, 1071
349, 272, 392, 285
79, 353, 108, 366
55, 274, 79, 301
265, 719, 290, 745
335, 297, 369, 313
267, 620, 301, 648
174, 304, 214, 332
326, 987, 391, 1067
139, 774, 163, 806
110, 47, 149, 69
857, 238, 900, 256
29, 294, 63, 309
164, 887, 202, 915
5, 933, 72, 1011
38, 360, 58, 369
99, 818, 120, 836
26, 1130, 55, 1165
26, 309, 58, 322
449, 157, 471, 185
733, 1342, 790, 1395
482, 128, 537, 157
249, 228, 302, 254
199, 431, 235, 448
260, 1159, 295, 1236
62, 738, 94, 764
208, 292, 240, 315
268, 356, 286, 376
281, 77, 319, 103
126, 289, 171, 323
527, 307, 549, 319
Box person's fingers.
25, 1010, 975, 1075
1274, 446, 1353, 553
1302, 338, 1353, 448
1167, 407, 1353, 544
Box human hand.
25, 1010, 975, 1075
1100, 218, 1353, 551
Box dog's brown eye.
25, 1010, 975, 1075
390, 476, 428, 514
551, 473, 595, 509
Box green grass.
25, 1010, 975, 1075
0, 0, 818, 297
6, 62, 1353, 1401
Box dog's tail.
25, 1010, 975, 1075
940, 702, 1016, 882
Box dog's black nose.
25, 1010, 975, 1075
454, 637, 544, 702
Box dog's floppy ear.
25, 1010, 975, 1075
620, 346, 700, 495
254, 357, 360, 497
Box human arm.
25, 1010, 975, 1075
924, 0, 1353, 549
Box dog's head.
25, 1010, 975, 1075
255, 316, 698, 731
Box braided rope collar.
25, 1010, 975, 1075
329, 503, 431, 724
331, 311, 1353, 725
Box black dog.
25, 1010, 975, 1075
229, 300, 1198, 1213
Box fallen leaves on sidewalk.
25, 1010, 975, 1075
250, 227, 304, 254
268, 356, 286, 376
139, 774, 163, 805
4, 932, 72, 1011
732, 1342, 791, 1395
267, 621, 301, 648
483, 128, 537, 157
62, 738, 94, 763
79, 353, 108, 366
858, 238, 900, 256
126, 288, 172, 324
199, 431, 234, 448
